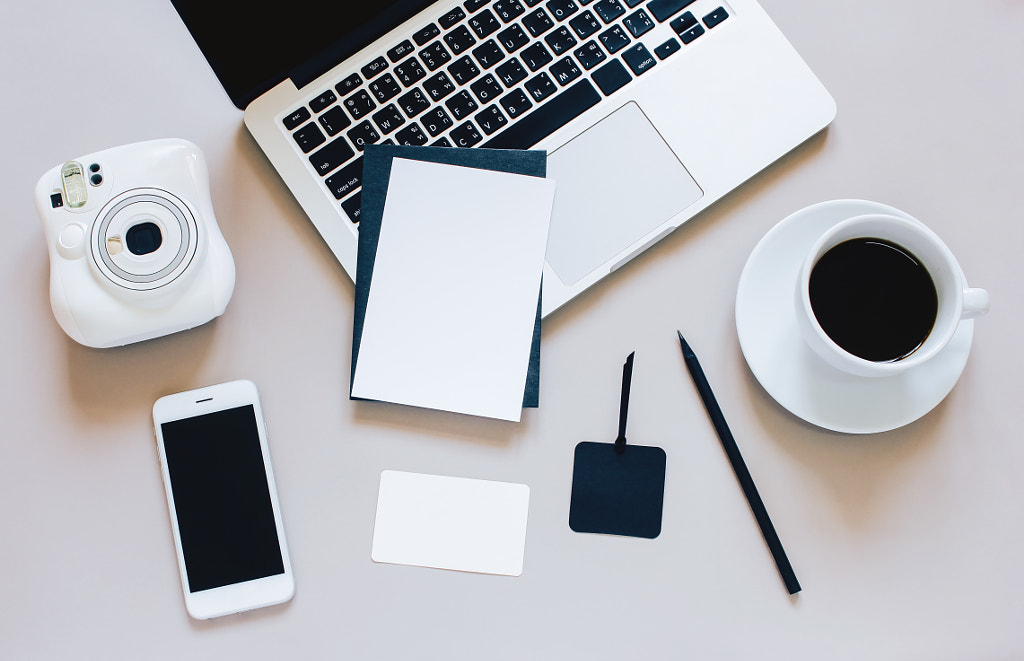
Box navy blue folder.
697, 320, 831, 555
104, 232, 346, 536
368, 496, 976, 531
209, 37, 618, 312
350, 144, 546, 408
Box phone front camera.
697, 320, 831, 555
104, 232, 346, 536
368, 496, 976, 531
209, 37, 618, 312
125, 221, 163, 255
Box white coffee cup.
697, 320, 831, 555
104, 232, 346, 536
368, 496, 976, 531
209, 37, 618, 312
795, 213, 988, 378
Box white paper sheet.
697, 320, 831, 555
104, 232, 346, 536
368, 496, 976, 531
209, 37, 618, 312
371, 470, 530, 576
350, 158, 555, 421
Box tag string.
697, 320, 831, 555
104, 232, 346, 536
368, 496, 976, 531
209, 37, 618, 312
614, 352, 635, 454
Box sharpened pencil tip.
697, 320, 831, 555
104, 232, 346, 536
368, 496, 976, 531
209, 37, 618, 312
676, 330, 693, 357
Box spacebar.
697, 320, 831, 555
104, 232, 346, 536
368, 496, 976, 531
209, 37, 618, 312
481, 79, 602, 150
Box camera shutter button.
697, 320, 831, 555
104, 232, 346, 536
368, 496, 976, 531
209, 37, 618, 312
57, 222, 87, 258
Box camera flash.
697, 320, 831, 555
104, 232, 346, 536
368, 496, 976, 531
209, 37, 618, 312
61, 161, 88, 208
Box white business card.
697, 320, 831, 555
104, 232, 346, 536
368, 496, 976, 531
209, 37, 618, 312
371, 470, 530, 576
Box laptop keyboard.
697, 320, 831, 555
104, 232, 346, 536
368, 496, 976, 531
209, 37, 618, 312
280, 0, 731, 225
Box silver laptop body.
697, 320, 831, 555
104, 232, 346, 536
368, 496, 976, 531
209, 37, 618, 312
240, 0, 835, 316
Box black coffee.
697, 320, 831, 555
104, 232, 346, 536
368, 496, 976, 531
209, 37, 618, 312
809, 238, 938, 362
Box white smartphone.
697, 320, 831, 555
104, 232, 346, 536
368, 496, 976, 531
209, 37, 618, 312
153, 379, 294, 619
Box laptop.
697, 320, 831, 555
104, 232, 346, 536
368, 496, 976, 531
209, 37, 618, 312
172, 0, 835, 317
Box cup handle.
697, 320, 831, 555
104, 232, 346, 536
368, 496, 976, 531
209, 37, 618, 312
962, 287, 990, 319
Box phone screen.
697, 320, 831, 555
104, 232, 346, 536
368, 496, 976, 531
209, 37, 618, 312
160, 404, 285, 593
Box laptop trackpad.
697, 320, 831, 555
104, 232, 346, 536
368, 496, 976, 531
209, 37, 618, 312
546, 102, 703, 286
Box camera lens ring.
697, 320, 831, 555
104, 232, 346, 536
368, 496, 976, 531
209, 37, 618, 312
95, 193, 190, 284
91, 188, 199, 291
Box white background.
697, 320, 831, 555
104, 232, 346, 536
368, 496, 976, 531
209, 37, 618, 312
1, 1, 1022, 659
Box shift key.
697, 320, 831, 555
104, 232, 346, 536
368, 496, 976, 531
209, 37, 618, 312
647, 0, 696, 22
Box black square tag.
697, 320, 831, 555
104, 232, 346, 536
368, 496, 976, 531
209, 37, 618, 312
569, 441, 667, 539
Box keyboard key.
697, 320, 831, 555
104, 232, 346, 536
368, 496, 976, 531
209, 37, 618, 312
470, 73, 504, 103
283, 107, 310, 130
654, 37, 681, 59
593, 0, 625, 23
523, 0, 543, 5
670, 11, 697, 34
549, 56, 582, 86
413, 23, 441, 46
622, 43, 656, 75
369, 73, 402, 102
569, 10, 601, 38
521, 42, 553, 71
394, 57, 427, 86
497, 24, 530, 53
439, 7, 467, 29
361, 56, 389, 80
496, 58, 528, 86
523, 9, 555, 36
424, 72, 457, 101
647, 0, 696, 22
422, 107, 454, 136
309, 137, 354, 175
703, 6, 729, 28
474, 104, 509, 134
419, 41, 452, 70
623, 0, 643, 6
464, 0, 492, 12
472, 39, 506, 68
293, 122, 326, 153
591, 58, 631, 95
431, 137, 454, 147
500, 88, 534, 118
574, 40, 606, 69
450, 121, 484, 147
341, 192, 361, 223
347, 120, 381, 151
544, 26, 578, 54
623, 9, 655, 37
397, 88, 431, 117
445, 24, 477, 54
469, 9, 501, 37
445, 89, 479, 119
318, 105, 352, 135
388, 40, 416, 62
372, 104, 405, 134
598, 25, 631, 54
448, 55, 482, 84
344, 90, 376, 119
336, 73, 362, 96
395, 122, 429, 145
325, 158, 363, 199
493, 0, 525, 23
524, 71, 557, 101
482, 78, 600, 148
546, 0, 579, 21
309, 90, 337, 113
679, 23, 704, 43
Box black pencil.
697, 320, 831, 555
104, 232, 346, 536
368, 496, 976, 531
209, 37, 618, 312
676, 331, 802, 595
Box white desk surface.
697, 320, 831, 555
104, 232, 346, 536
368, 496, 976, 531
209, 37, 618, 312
2, 1, 1022, 659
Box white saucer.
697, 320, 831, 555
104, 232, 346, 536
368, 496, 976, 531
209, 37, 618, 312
735, 199, 974, 434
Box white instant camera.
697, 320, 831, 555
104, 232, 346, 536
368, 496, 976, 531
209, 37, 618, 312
35, 139, 235, 348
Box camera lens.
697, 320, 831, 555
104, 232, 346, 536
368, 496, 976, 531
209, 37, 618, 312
125, 222, 163, 255
93, 190, 196, 290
